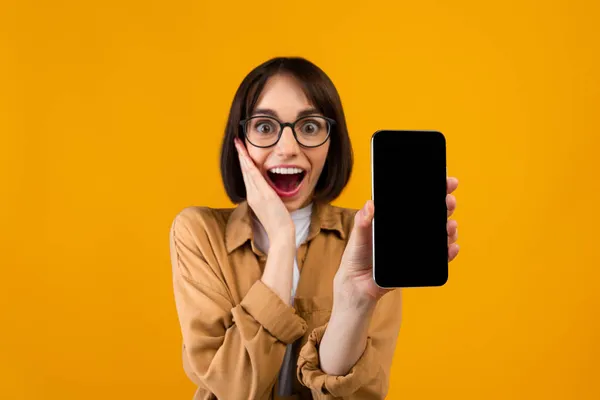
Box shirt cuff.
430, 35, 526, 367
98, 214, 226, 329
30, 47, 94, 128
239, 280, 307, 344
296, 323, 379, 397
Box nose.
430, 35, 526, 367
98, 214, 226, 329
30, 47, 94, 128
275, 126, 300, 157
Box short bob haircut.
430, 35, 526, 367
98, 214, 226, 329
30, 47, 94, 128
220, 57, 353, 204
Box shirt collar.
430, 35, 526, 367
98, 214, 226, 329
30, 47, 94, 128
225, 200, 347, 254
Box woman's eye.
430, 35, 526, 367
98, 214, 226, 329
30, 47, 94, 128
255, 122, 275, 134
301, 122, 320, 135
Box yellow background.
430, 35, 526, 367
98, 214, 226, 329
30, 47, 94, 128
2, 0, 599, 399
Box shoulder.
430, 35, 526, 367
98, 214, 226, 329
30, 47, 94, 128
169, 206, 236, 291
170, 206, 233, 239
169, 205, 238, 262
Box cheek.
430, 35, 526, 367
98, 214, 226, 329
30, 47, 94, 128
310, 146, 329, 176
246, 147, 268, 169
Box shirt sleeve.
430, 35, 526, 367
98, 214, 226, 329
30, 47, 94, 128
170, 210, 308, 400
296, 289, 403, 399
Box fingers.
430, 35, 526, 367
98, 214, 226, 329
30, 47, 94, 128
447, 177, 459, 194
235, 138, 262, 180
234, 138, 253, 187
448, 243, 460, 261
234, 138, 247, 168
447, 219, 458, 244
447, 194, 456, 217
447, 219, 459, 261
234, 138, 276, 199
357, 200, 374, 228
446, 177, 458, 217
349, 200, 374, 246
235, 138, 256, 174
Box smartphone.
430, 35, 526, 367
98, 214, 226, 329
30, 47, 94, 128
371, 130, 448, 288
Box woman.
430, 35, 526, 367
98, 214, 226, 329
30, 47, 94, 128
170, 57, 460, 400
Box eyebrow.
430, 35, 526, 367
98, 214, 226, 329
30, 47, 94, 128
251, 108, 322, 119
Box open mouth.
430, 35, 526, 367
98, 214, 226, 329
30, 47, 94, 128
266, 167, 307, 197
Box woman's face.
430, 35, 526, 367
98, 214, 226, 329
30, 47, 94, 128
245, 73, 330, 212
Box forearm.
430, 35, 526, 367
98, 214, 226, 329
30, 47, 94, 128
260, 232, 296, 303
318, 298, 377, 376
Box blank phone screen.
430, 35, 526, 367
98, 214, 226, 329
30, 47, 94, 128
371, 130, 448, 288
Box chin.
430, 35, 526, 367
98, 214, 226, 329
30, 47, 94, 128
282, 199, 303, 212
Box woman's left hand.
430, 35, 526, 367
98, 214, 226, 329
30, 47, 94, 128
334, 177, 461, 306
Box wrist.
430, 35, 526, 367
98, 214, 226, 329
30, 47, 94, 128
260, 228, 296, 304
270, 231, 296, 250
327, 300, 374, 350
266, 221, 295, 243
333, 274, 376, 309
332, 287, 377, 316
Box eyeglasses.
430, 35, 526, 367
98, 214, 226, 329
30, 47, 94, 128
239, 115, 335, 148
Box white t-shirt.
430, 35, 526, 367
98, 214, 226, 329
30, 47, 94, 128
251, 203, 313, 395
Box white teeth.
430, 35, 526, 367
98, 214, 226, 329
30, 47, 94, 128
269, 167, 304, 175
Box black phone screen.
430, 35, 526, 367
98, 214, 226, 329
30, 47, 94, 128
371, 130, 448, 288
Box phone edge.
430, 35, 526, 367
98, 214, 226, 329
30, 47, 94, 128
370, 130, 395, 289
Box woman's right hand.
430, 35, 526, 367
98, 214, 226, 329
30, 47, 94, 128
235, 137, 296, 303
234, 137, 295, 240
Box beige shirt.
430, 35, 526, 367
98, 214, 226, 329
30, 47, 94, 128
170, 201, 403, 399
250, 203, 313, 396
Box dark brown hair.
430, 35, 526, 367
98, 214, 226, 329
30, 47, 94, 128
220, 57, 353, 204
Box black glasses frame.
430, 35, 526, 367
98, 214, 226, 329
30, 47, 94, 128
239, 115, 336, 148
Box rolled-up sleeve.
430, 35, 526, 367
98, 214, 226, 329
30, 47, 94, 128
296, 289, 403, 399
239, 279, 307, 344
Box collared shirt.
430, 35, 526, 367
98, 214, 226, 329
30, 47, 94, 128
170, 201, 403, 400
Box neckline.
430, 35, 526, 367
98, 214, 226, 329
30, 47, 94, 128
290, 202, 313, 221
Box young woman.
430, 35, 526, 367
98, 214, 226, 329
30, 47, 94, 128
170, 57, 460, 400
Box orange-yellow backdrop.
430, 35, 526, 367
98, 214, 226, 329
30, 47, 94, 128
2, 0, 599, 399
